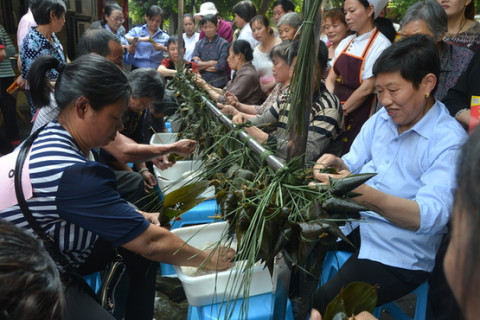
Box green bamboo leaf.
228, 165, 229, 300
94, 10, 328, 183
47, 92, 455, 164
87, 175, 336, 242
330, 173, 377, 197
323, 197, 369, 218
324, 282, 378, 320
162, 180, 209, 207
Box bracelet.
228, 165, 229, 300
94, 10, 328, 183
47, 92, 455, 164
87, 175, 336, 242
138, 168, 149, 174
454, 108, 469, 119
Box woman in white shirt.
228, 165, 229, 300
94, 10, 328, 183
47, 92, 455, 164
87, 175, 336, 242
182, 14, 199, 62
325, 0, 390, 154
232, 1, 258, 50
250, 15, 281, 94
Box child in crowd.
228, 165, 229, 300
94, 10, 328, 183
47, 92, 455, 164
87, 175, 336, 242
158, 35, 198, 82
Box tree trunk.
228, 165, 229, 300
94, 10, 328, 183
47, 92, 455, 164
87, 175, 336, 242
257, 0, 271, 15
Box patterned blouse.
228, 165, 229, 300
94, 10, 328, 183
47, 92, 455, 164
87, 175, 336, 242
191, 34, 229, 88
20, 27, 65, 81
444, 21, 480, 53
436, 42, 474, 101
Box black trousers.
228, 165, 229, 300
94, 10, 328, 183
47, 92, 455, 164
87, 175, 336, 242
313, 228, 428, 314
76, 238, 158, 320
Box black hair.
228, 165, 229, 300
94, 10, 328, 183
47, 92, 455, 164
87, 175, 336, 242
454, 126, 480, 312
129, 68, 165, 104
374, 16, 396, 43
102, 3, 123, 26
183, 13, 195, 22
77, 28, 120, 57
28, 54, 130, 111
146, 5, 163, 19
353, 0, 370, 9
232, 1, 257, 23
200, 14, 218, 26
250, 15, 274, 35
287, 40, 299, 66
166, 35, 184, 50
270, 40, 291, 63
31, 0, 66, 25
373, 34, 439, 89
272, 0, 295, 12
0, 219, 64, 320
317, 40, 329, 73
230, 40, 254, 62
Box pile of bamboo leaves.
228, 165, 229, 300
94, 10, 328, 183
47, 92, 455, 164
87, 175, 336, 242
151, 0, 379, 317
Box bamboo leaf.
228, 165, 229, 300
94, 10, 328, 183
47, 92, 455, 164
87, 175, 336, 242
324, 282, 378, 320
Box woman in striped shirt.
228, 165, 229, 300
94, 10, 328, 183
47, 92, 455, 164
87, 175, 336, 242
0, 54, 234, 320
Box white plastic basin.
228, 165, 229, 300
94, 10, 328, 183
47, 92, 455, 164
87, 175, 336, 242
172, 222, 273, 306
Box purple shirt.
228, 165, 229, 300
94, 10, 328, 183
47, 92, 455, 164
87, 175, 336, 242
192, 35, 229, 88
199, 18, 233, 43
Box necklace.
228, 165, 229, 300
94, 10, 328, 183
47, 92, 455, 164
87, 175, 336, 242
448, 17, 468, 37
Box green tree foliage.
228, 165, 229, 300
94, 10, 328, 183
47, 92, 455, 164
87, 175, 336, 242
129, 0, 480, 33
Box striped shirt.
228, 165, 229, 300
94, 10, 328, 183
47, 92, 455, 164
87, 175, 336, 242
0, 121, 149, 268
249, 83, 344, 162
0, 25, 16, 78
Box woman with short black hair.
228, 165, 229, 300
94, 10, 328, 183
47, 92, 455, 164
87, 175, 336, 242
192, 14, 229, 88
21, 0, 66, 117
197, 39, 263, 105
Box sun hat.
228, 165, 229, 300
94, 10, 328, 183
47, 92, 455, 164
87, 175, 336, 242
194, 2, 218, 18
368, 0, 389, 19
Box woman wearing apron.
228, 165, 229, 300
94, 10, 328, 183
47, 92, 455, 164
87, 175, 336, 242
326, 0, 390, 154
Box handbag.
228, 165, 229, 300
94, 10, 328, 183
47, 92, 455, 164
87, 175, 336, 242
13, 127, 125, 315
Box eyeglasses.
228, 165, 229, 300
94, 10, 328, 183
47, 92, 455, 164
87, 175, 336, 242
112, 16, 125, 23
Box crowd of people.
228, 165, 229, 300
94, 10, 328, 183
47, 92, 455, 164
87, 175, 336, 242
1, 0, 480, 319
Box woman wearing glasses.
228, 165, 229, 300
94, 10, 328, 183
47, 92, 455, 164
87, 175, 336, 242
101, 3, 135, 64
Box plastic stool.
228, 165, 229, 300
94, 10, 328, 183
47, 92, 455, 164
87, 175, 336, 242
83, 272, 102, 293
160, 199, 221, 276
186, 292, 294, 320
372, 281, 429, 320
320, 251, 353, 285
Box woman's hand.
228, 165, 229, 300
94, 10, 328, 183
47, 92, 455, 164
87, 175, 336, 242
126, 43, 137, 55
225, 92, 239, 107
137, 210, 161, 226
152, 155, 174, 170
195, 75, 207, 88
172, 139, 197, 157
217, 103, 239, 115
203, 246, 236, 271
232, 113, 248, 124
140, 170, 157, 189
153, 43, 166, 52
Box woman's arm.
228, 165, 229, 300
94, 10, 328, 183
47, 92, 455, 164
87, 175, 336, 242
102, 132, 196, 163
157, 64, 177, 78
122, 224, 235, 270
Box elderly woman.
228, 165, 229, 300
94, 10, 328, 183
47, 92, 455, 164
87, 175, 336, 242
125, 5, 170, 69
192, 14, 229, 88
219, 41, 291, 116
400, 0, 473, 101
21, 0, 66, 117
436, 0, 480, 52
197, 39, 263, 105
326, 0, 390, 155
232, 40, 343, 162
312, 35, 467, 314
277, 12, 302, 42
0, 54, 234, 320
